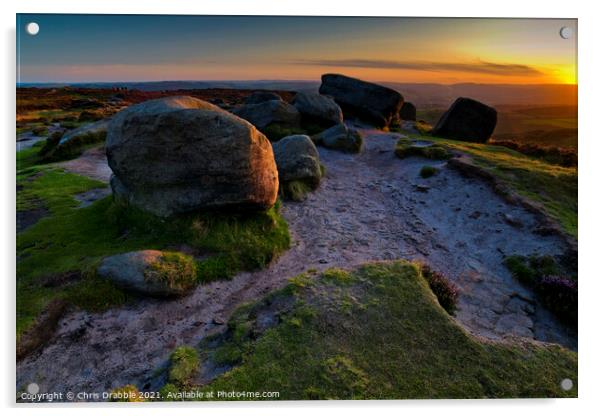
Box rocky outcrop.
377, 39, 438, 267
432, 97, 497, 143
245, 91, 282, 104
233, 100, 301, 131
106, 96, 278, 217
97, 250, 197, 297
292, 91, 343, 127
319, 73, 404, 128
399, 102, 417, 121
312, 123, 363, 153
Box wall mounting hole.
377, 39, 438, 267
26, 22, 40, 36
559, 26, 573, 39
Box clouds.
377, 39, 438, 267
292, 59, 542, 77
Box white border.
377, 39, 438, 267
3, 1, 601, 415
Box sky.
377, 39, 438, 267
16, 14, 577, 85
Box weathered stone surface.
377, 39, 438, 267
97, 250, 196, 297
399, 102, 417, 121
312, 123, 363, 153
107, 96, 278, 217
292, 91, 343, 127
233, 100, 301, 130
319, 73, 404, 128
272, 134, 322, 186
245, 91, 282, 104
432, 97, 497, 143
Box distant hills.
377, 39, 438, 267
18, 80, 577, 108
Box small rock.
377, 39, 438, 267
502, 213, 523, 228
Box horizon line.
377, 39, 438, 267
16, 79, 578, 87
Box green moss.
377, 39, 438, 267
419, 165, 438, 178
186, 261, 576, 400
262, 124, 306, 141
281, 180, 313, 202
168, 346, 201, 386
145, 251, 197, 291
16, 162, 290, 335
395, 140, 451, 160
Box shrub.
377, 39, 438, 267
489, 139, 577, 168
420, 265, 459, 314
537, 276, 577, 325
168, 346, 200, 386
40, 130, 107, 162
504, 256, 538, 285
504, 255, 577, 327
38, 131, 64, 157
420, 165, 438, 178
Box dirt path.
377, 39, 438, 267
17, 127, 576, 395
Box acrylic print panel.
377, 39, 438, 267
16, 14, 577, 402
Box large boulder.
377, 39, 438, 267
107, 96, 278, 217
233, 100, 301, 131
432, 97, 497, 143
319, 74, 404, 128
272, 134, 322, 201
291, 91, 343, 127
312, 123, 363, 153
399, 102, 417, 121
97, 250, 197, 297
245, 91, 282, 104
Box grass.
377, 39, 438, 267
504, 255, 577, 326
40, 130, 107, 162
16, 154, 290, 336
415, 134, 577, 239
163, 261, 576, 400
395, 139, 451, 160
168, 346, 201, 386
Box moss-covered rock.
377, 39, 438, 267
97, 250, 198, 297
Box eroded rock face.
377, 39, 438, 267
106, 96, 278, 217
97, 250, 196, 297
272, 134, 322, 186
432, 97, 497, 143
233, 100, 301, 130
319, 73, 404, 128
245, 91, 282, 104
292, 91, 343, 127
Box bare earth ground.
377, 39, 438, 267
17, 127, 576, 395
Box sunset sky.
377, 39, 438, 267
17, 14, 577, 85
